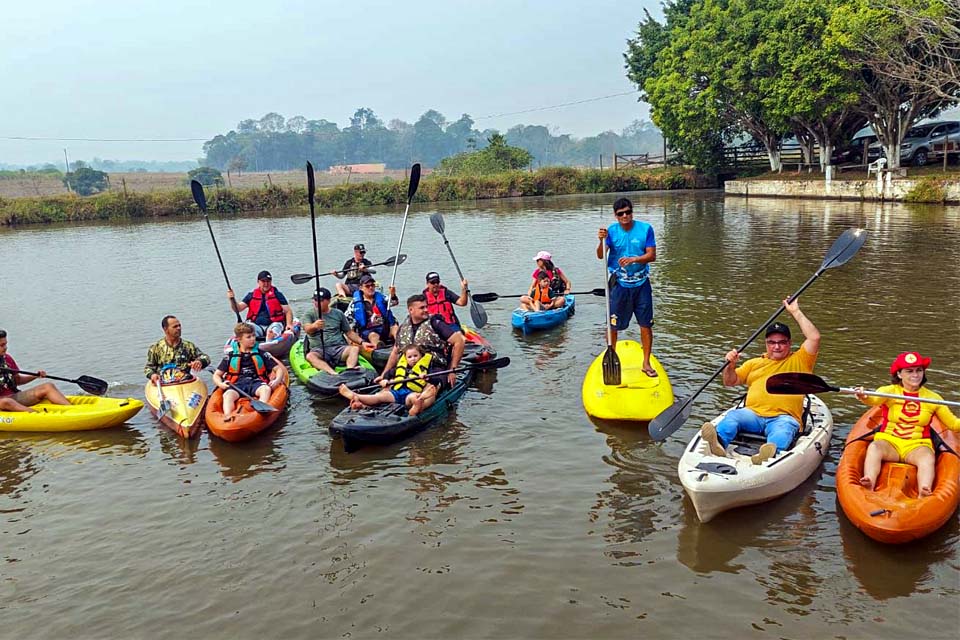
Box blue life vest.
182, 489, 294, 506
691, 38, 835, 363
351, 290, 392, 334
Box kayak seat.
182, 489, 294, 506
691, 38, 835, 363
730, 395, 813, 457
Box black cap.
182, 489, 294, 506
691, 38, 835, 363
257, 270, 272, 281
354, 243, 366, 253
313, 287, 332, 301
425, 271, 440, 283
765, 322, 791, 339
359, 273, 375, 285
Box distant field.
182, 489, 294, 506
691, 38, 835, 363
0, 168, 416, 198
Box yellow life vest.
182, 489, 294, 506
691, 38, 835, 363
393, 353, 433, 393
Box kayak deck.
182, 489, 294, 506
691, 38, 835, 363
581, 340, 673, 421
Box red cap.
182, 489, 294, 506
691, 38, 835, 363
889, 351, 931, 375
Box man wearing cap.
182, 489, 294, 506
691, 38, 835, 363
378, 294, 466, 390
423, 272, 468, 331
350, 273, 398, 350
302, 287, 364, 374
700, 296, 821, 465
332, 244, 373, 297
227, 270, 294, 341
597, 197, 658, 377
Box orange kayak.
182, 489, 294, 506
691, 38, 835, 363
205, 371, 289, 442
837, 407, 960, 544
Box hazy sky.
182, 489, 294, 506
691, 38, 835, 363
1, 0, 661, 165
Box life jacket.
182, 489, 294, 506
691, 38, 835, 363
246, 286, 285, 324
225, 344, 269, 383
397, 319, 449, 368
392, 353, 434, 393
544, 267, 565, 296
532, 284, 553, 304
351, 290, 391, 332
0, 354, 19, 396
424, 287, 458, 326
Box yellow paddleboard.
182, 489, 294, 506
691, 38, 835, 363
581, 340, 673, 421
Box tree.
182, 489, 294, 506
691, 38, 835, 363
188, 166, 224, 186
435, 133, 532, 175
63, 167, 109, 195
228, 156, 248, 175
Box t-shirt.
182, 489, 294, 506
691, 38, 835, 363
242, 288, 289, 326
605, 221, 656, 288
302, 307, 352, 350
736, 347, 818, 420
341, 258, 372, 285
0, 354, 19, 397
861, 384, 960, 438
216, 351, 276, 382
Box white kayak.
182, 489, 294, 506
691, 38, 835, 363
678, 395, 834, 523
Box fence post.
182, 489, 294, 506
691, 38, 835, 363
599, 154, 603, 171
945, 133, 950, 172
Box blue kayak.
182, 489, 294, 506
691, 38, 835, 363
511, 295, 575, 334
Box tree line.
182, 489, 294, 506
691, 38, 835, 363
626, 0, 959, 171
201, 109, 665, 172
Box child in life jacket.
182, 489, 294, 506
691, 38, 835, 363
519, 270, 565, 311
213, 323, 288, 416
338, 344, 438, 416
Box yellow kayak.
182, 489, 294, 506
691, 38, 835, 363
0, 395, 143, 432
144, 376, 209, 439
581, 340, 673, 421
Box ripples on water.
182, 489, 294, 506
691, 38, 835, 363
1, 192, 958, 637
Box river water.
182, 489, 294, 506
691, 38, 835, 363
1, 191, 958, 638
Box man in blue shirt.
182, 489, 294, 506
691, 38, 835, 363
596, 197, 658, 377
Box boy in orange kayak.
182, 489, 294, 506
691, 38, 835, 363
212, 323, 288, 416
855, 351, 960, 497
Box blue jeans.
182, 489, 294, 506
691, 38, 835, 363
715, 408, 799, 453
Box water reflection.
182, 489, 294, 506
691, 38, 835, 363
0, 440, 39, 498
156, 429, 201, 465
0, 425, 149, 459
207, 416, 288, 482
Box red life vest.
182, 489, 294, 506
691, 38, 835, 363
424, 287, 457, 325
246, 286, 285, 324
225, 344, 269, 383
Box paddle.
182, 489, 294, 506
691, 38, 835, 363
225, 382, 278, 413
389, 163, 422, 305
307, 162, 325, 355
648, 227, 868, 441
0, 367, 108, 396
472, 288, 605, 303
428, 212, 488, 328
351, 356, 511, 394
155, 379, 173, 419
767, 372, 960, 409
290, 256, 404, 285
191, 180, 241, 323
601, 244, 621, 385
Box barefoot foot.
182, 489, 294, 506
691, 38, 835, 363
409, 396, 424, 416
919, 485, 933, 497
859, 476, 875, 491
338, 384, 355, 400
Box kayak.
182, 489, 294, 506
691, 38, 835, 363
205, 369, 289, 442
463, 327, 496, 363
678, 395, 834, 523
581, 340, 673, 421
223, 321, 302, 360
289, 339, 376, 399
143, 376, 208, 438
0, 395, 143, 432
836, 407, 960, 544
511, 295, 575, 334
330, 369, 473, 451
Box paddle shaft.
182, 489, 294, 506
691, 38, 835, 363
191, 181, 241, 322
353, 359, 506, 394
0, 367, 101, 389
603, 244, 613, 349
474, 288, 601, 302
307, 162, 325, 353
390, 164, 420, 291
838, 387, 960, 409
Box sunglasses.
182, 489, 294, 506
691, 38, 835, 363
615, 209, 633, 218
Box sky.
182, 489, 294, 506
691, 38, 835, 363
0, 0, 661, 166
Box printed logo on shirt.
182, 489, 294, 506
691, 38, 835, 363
610, 314, 618, 327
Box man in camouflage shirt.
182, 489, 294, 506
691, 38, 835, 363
144, 315, 210, 382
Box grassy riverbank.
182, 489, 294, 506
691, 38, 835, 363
0, 166, 711, 226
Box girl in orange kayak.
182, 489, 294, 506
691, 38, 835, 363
854, 351, 960, 496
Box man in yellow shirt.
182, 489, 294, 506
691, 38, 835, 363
701, 297, 821, 464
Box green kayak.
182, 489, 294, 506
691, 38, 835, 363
290, 339, 376, 400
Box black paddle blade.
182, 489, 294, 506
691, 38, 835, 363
290, 273, 318, 285
380, 253, 407, 267
601, 347, 621, 386
820, 228, 867, 270
249, 399, 278, 413
474, 356, 510, 370
190, 180, 207, 212
472, 292, 498, 303
588, 288, 606, 297
76, 375, 109, 396
470, 298, 488, 329
430, 212, 445, 234
766, 372, 836, 395
648, 398, 696, 441
307, 161, 316, 200
407, 163, 421, 202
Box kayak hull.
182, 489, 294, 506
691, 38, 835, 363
0, 396, 143, 432
511, 295, 575, 334
144, 376, 208, 438
678, 395, 834, 523
289, 340, 376, 399
223, 323, 302, 360
205, 370, 289, 442
837, 407, 960, 544
581, 340, 673, 421
330, 370, 473, 451
463, 327, 496, 363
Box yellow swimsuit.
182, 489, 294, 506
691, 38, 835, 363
861, 384, 960, 461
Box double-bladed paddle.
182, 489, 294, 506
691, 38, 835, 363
351, 356, 510, 394
648, 227, 869, 441
472, 288, 605, 303
0, 367, 108, 396
307, 162, 326, 354
766, 372, 960, 409
191, 180, 241, 323
225, 382, 278, 413
601, 245, 621, 385
428, 212, 488, 329
290, 256, 404, 284
389, 164, 422, 305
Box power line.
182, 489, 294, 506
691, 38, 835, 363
474, 90, 641, 120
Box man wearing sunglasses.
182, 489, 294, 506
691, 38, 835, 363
700, 297, 821, 465
597, 197, 658, 377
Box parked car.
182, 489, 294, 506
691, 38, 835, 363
832, 133, 877, 166
868, 121, 960, 167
